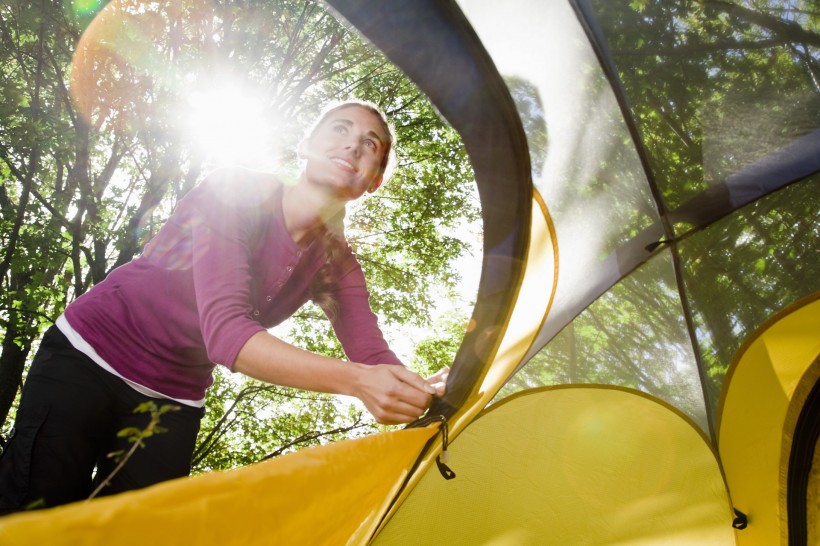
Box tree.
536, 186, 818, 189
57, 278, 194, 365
503, 0, 819, 434
0, 0, 477, 466
500, 253, 710, 429
593, 0, 819, 424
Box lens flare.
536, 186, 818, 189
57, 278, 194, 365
66, 0, 107, 28
71, 0, 106, 16
183, 83, 278, 167
69, 0, 282, 167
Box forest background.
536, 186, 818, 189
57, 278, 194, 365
5, 0, 817, 478
0, 0, 480, 473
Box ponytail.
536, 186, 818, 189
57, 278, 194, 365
310, 208, 346, 321
305, 99, 395, 320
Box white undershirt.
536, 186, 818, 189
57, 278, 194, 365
55, 315, 205, 408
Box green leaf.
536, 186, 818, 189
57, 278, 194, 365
116, 427, 143, 438
133, 401, 157, 414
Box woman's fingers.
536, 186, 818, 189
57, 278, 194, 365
390, 365, 437, 395
354, 364, 435, 424
425, 367, 449, 396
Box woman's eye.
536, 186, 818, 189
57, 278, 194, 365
332, 124, 347, 134
363, 139, 377, 150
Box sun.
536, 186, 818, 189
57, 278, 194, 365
182, 82, 279, 169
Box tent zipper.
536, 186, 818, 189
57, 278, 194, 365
416, 414, 456, 480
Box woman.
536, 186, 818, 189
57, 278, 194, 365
0, 100, 446, 513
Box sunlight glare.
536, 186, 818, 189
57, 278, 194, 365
184, 83, 277, 168
71, 0, 106, 16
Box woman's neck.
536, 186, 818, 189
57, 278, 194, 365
282, 180, 344, 244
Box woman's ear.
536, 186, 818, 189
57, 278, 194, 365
367, 175, 384, 193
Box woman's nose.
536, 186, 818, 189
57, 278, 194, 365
343, 138, 361, 155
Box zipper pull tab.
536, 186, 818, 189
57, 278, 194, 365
433, 415, 456, 480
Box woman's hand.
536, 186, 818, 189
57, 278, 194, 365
350, 364, 437, 425
425, 366, 449, 397
234, 332, 442, 425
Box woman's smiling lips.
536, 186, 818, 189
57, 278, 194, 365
330, 156, 356, 172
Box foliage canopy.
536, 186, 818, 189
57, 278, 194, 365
0, 0, 479, 469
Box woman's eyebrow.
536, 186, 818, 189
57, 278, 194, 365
365, 130, 385, 145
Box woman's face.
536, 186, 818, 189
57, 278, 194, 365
301, 106, 389, 201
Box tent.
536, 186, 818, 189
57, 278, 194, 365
0, 0, 817, 544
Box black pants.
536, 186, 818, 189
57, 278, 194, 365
0, 326, 204, 515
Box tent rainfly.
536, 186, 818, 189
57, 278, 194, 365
0, 0, 817, 545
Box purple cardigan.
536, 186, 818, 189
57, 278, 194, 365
64, 168, 401, 401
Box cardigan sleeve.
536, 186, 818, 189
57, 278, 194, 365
328, 248, 404, 367
183, 169, 275, 369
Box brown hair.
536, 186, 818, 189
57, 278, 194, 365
307, 100, 396, 319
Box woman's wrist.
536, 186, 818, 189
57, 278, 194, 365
338, 361, 370, 399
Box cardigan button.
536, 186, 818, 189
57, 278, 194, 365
253, 309, 260, 317
266, 295, 272, 302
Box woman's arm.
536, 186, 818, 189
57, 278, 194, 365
233, 331, 437, 424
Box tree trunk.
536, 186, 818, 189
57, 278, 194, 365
0, 324, 31, 432
0, 272, 35, 430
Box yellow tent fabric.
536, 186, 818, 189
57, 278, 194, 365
370, 193, 558, 535
451, 191, 557, 436
3, 2, 814, 543
718, 294, 820, 546
374, 386, 735, 545
0, 427, 436, 546
0, 194, 557, 546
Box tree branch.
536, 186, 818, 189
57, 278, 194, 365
258, 418, 371, 461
